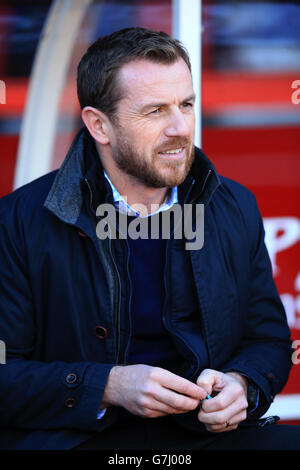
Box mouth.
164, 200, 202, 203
158, 147, 186, 160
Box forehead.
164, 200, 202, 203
117, 58, 194, 107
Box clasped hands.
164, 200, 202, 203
100, 365, 248, 433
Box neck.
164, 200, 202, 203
121, 179, 168, 216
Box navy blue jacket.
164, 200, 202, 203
0, 128, 292, 449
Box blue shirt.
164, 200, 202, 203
104, 171, 178, 217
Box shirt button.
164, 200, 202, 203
65, 397, 76, 408
94, 325, 108, 340
66, 373, 78, 384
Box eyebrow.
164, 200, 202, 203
140, 93, 196, 113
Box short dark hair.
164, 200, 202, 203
77, 27, 191, 119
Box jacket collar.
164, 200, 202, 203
178, 147, 221, 206
44, 127, 109, 226
44, 127, 221, 226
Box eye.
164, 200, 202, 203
182, 102, 193, 109
149, 107, 161, 115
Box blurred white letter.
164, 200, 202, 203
291, 80, 300, 105
0, 340, 6, 364
0, 80, 6, 104
263, 217, 300, 276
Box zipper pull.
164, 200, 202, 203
258, 415, 280, 427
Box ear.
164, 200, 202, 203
81, 106, 110, 145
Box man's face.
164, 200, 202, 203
108, 58, 195, 188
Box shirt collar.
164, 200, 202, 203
104, 171, 178, 218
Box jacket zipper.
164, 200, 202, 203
123, 239, 133, 365
107, 232, 122, 363
162, 169, 213, 379
84, 178, 122, 363
188, 168, 213, 367
162, 239, 200, 379
162, 178, 198, 379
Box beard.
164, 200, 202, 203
111, 133, 195, 189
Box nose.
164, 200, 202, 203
164, 107, 191, 138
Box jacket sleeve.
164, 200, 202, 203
0, 197, 114, 432
220, 188, 292, 418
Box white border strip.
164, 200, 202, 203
263, 394, 300, 420
14, 0, 92, 189
172, 0, 202, 148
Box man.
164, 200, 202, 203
0, 27, 299, 451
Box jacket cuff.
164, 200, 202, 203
220, 364, 272, 418
62, 362, 115, 431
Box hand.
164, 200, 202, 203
196, 369, 248, 432
100, 364, 207, 418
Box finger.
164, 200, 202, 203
140, 406, 192, 419
152, 384, 201, 412
198, 395, 248, 426
153, 368, 207, 400
200, 386, 235, 413
200, 378, 247, 413
205, 422, 238, 433
140, 380, 201, 413
203, 409, 247, 433
137, 393, 199, 418
196, 369, 224, 396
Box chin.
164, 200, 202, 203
159, 173, 187, 189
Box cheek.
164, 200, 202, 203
133, 126, 162, 153
187, 114, 195, 134
119, 117, 174, 154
